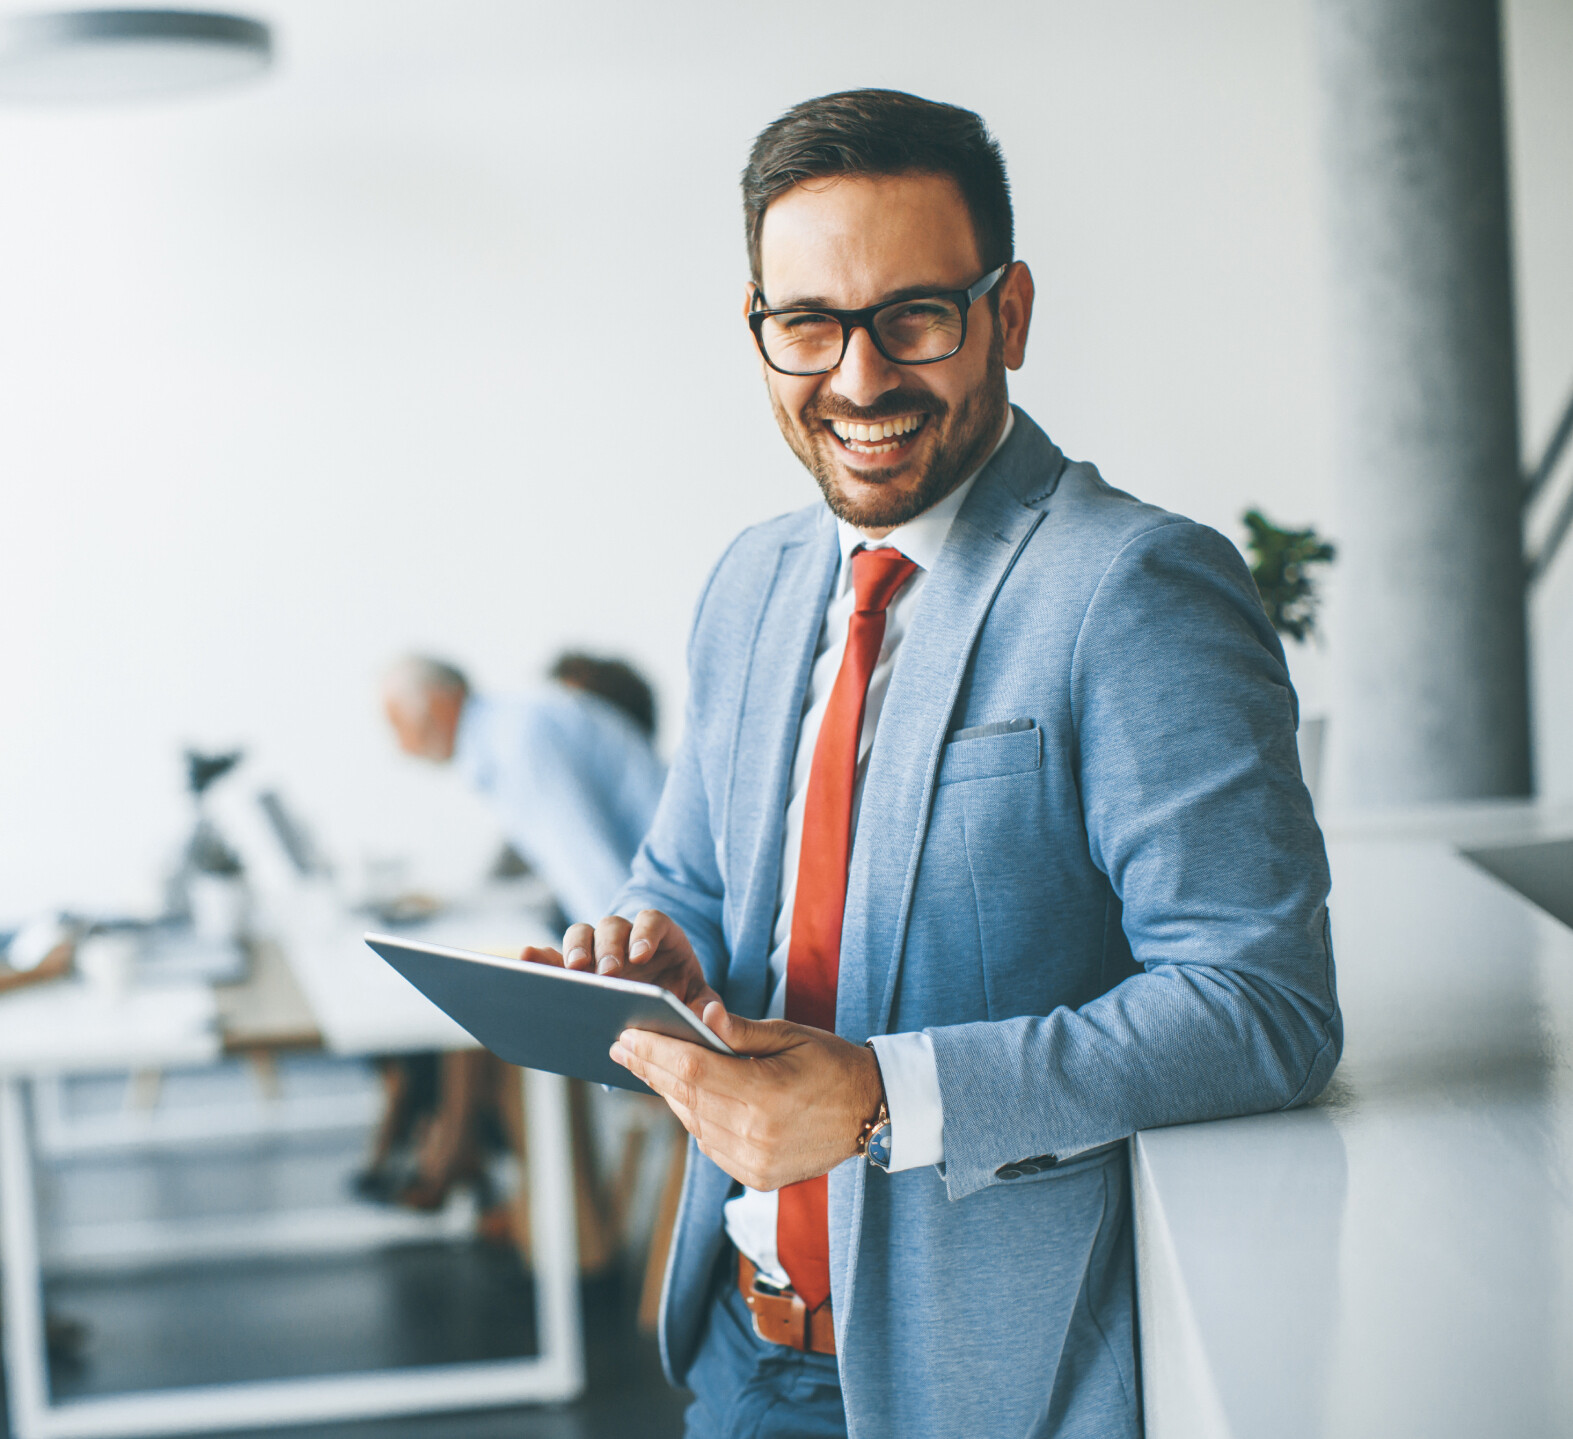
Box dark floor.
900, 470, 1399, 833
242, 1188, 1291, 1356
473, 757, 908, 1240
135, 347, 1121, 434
48, 1244, 541, 1396
6, 1260, 688, 1439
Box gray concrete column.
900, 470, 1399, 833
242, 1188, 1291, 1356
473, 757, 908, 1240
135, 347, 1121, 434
1313, 0, 1532, 808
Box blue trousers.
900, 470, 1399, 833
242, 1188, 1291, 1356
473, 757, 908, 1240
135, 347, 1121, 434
681, 1261, 847, 1439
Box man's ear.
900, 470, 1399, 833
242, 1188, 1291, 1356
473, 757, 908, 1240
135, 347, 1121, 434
744, 282, 769, 376
997, 262, 1035, 372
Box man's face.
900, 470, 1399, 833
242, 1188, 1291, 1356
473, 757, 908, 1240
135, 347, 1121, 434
383, 690, 462, 762
751, 172, 1033, 536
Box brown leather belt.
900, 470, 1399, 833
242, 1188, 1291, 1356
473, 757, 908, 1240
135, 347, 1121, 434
738, 1253, 837, 1355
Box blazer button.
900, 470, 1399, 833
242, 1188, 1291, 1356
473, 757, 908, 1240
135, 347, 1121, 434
996, 1165, 1024, 1180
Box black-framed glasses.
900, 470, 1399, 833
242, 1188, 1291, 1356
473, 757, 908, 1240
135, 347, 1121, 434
748, 264, 1008, 377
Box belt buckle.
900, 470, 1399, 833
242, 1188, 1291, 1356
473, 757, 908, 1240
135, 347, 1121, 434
742, 1263, 809, 1350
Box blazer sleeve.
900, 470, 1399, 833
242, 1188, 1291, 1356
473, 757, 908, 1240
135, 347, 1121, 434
609, 543, 739, 991
926, 519, 1343, 1201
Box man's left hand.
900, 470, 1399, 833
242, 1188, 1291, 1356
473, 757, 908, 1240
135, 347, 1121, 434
610, 1004, 884, 1192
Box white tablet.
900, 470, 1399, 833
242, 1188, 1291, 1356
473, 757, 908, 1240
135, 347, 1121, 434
363, 932, 733, 1094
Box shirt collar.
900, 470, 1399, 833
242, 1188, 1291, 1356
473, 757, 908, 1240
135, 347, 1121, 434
834, 407, 1015, 583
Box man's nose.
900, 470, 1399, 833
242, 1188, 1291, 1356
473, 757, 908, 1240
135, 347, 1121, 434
831, 325, 903, 409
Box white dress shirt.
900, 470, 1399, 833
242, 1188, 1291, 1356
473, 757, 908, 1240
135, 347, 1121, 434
724, 412, 1015, 1287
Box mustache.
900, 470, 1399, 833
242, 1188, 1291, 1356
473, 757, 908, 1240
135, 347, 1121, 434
802, 391, 947, 425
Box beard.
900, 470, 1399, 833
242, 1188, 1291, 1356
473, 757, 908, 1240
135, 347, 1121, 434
770, 324, 1009, 531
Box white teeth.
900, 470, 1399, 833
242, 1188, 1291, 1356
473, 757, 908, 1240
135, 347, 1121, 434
829, 415, 923, 446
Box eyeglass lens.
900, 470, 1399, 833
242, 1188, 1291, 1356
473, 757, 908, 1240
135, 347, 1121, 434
758, 296, 967, 375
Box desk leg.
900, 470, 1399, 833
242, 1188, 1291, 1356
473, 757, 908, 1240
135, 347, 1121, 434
639, 1125, 689, 1334
1, 1077, 52, 1439
522, 1069, 584, 1398
502, 1075, 620, 1275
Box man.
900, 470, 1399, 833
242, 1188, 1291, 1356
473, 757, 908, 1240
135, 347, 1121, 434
523, 90, 1341, 1437
382, 653, 666, 923
376, 652, 666, 1209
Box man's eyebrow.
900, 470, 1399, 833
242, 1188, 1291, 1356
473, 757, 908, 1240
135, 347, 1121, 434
766, 281, 963, 310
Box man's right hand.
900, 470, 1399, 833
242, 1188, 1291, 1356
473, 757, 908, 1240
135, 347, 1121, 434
519, 909, 721, 1022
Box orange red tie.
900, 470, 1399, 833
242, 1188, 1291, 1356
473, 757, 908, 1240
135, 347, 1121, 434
776, 546, 918, 1312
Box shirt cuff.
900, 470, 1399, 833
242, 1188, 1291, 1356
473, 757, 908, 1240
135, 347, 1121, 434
866, 1032, 945, 1171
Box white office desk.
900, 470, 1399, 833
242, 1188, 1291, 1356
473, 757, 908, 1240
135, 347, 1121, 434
0, 982, 219, 1080
1135, 815, 1573, 1438
264, 884, 557, 1055
0, 895, 584, 1439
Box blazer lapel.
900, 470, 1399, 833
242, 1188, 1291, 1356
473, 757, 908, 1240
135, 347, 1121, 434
836, 416, 1063, 1041
721, 509, 840, 1021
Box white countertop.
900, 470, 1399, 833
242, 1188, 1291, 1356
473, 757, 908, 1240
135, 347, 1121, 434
1135, 824, 1573, 1438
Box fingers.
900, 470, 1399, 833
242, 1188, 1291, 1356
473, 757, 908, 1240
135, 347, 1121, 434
625, 908, 672, 966
612, 1028, 769, 1124
562, 923, 597, 972
562, 915, 637, 975
704, 1006, 796, 1056
648, 1077, 774, 1193
638, 1074, 754, 1172
608, 1025, 816, 1192
518, 944, 565, 968
570, 910, 709, 1007
688, 987, 727, 1022
610, 1030, 705, 1103
593, 915, 633, 974
610, 1031, 750, 1131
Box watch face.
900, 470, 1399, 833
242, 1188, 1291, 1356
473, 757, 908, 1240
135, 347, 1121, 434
868, 1123, 893, 1170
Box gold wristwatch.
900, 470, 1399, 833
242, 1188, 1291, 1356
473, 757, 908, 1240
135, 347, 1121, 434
857, 1042, 893, 1171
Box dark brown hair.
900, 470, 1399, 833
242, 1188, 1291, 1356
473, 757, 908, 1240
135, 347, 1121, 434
742, 89, 1013, 286
549, 652, 657, 738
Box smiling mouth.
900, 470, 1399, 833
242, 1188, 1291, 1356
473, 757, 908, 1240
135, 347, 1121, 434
824, 413, 928, 456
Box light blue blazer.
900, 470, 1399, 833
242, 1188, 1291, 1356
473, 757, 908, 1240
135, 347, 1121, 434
617, 409, 1341, 1438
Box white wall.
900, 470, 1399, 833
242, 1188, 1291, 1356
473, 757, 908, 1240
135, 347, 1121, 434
2, 0, 1569, 918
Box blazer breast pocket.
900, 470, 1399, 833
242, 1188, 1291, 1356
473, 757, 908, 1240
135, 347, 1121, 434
938, 718, 1042, 785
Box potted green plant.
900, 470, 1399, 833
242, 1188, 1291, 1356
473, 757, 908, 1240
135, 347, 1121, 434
1241, 509, 1336, 798
1241, 509, 1336, 644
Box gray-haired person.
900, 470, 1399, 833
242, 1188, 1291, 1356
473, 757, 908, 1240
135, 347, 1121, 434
366, 652, 667, 1211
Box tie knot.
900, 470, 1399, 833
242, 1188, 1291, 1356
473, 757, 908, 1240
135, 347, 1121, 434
851, 546, 918, 614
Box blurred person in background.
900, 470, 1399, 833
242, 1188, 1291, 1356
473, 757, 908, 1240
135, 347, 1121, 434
362, 652, 666, 1215
382, 652, 666, 924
